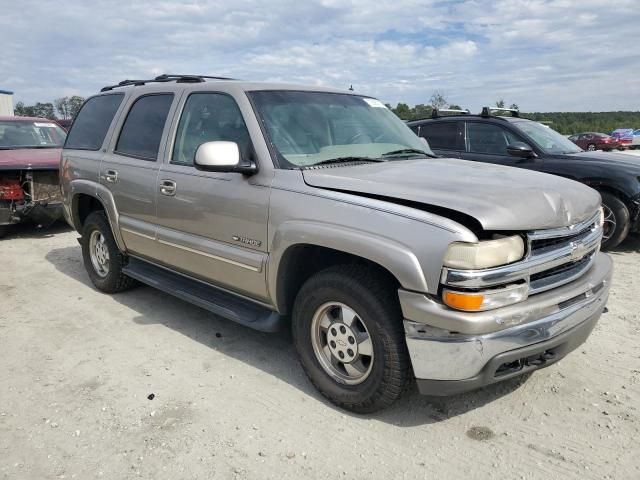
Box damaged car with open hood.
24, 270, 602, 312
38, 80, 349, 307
61, 76, 612, 413
0, 116, 67, 237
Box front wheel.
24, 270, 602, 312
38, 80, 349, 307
600, 192, 630, 250
81, 211, 137, 293
292, 265, 411, 413
587, 143, 596, 151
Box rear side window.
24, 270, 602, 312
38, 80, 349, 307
418, 122, 462, 150
115, 94, 174, 160
64, 94, 124, 150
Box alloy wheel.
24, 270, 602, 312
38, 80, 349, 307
310, 302, 374, 385
602, 204, 616, 242
89, 230, 110, 278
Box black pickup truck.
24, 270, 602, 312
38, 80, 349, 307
408, 109, 640, 249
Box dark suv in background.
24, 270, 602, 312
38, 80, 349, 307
408, 109, 640, 249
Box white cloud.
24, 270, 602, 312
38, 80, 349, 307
0, 0, 638, 111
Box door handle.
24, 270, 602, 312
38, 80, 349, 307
159, 180, 177, 196
104, 169, 118, 183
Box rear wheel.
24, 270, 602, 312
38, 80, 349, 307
292, 265, 411, 413
0, 225, 8, 239
587, 143, 596, 151
81, 211, 137, 293
600, 192, 630, 250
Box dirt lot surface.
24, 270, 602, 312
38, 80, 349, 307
1, 225, 639, 480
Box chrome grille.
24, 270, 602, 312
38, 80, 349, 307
441, 211, 603, 295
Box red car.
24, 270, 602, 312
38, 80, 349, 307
567, 132, 621, 151
0, 116, 67, 237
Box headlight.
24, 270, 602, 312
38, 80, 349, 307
443, 235, 525, 270
443, 283, 529, 312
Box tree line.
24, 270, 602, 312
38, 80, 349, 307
14, 96, 85, 120
387, 94, 639, 135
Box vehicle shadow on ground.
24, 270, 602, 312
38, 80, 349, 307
46, 245, 529, 426
609, 234, 640, 254
2, 221, 71, 240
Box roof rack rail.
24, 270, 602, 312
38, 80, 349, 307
481, 106, 520, 118
431, 108, 470, 119
100, 74, 235, 92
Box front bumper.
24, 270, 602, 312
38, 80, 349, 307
401, 252, 612, 396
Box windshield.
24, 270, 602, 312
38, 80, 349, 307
249, 91, 433, 168
512, 120, 582, 154
0, 120, 67, 149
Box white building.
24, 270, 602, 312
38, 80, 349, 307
0, 89, 14, 116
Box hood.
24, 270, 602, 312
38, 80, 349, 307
302, 158, 601, 231
563, 150, 640, 170
0, 148, 62, 170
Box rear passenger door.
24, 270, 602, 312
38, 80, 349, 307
154, 92, 270, 300
100, 92, 177, 259
416, 121, 464, 158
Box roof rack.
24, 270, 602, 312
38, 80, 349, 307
431, 108, 471, 119
100, 74, 235, 92
481, 106, 519, 118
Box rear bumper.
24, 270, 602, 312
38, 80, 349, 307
401, 253, 612, 395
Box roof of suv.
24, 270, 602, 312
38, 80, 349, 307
99, 74, 350, 96
407, 114, 527, 126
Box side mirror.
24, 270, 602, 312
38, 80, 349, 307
506, 142, 536, 159
194, 141, 257, 174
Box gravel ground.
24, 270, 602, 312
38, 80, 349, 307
0, 224, 639, 480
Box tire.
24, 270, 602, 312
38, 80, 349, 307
587, 143, 596, 151
600, 192, 630, 250
81, 211, 137, 293
292, 264, 411, 413
0, 225, 7, 239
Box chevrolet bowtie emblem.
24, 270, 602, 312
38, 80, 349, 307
569, 242, 588, 261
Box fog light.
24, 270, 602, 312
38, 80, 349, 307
443, 284, 529, 312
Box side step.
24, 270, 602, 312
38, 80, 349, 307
122, 257, 284, 332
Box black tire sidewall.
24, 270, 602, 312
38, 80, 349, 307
292, 267, 409, 411
600, 192, 630, 250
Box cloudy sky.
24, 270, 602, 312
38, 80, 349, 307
1, 0, 639, 112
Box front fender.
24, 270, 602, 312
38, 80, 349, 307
268, 220, 430, 306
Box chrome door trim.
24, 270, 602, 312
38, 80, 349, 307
121, 227, 156, 241
157, 238, 260, 272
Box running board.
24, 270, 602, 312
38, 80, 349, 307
122, 258, 283, 332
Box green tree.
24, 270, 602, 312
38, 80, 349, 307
54, 96, 85, 119
495, 99, 506, 108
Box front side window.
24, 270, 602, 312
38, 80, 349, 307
172, 93, 252, 166
64, 94, 123, 150
115, 94, 174, 160
249, 91, 432, 168
0, 120, 66, 149
513, 120, 582, 154
465, 122, 521, 155
418, 122, 462, 150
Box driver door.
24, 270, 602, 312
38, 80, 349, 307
154, 92, 271, 301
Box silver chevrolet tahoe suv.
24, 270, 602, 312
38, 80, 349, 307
61, 74, 613, 413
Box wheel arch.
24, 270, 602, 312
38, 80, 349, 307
70, 180, 126, 251
269, 223, 430, 315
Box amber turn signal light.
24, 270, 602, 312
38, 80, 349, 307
442, 291, 485, 311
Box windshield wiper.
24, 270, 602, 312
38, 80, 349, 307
307, 157, 386, 168
381, 148, 435, 158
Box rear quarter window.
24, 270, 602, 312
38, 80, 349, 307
115, 94, 174, 161
418, 122, 462, 150
64, 94, 124, 150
